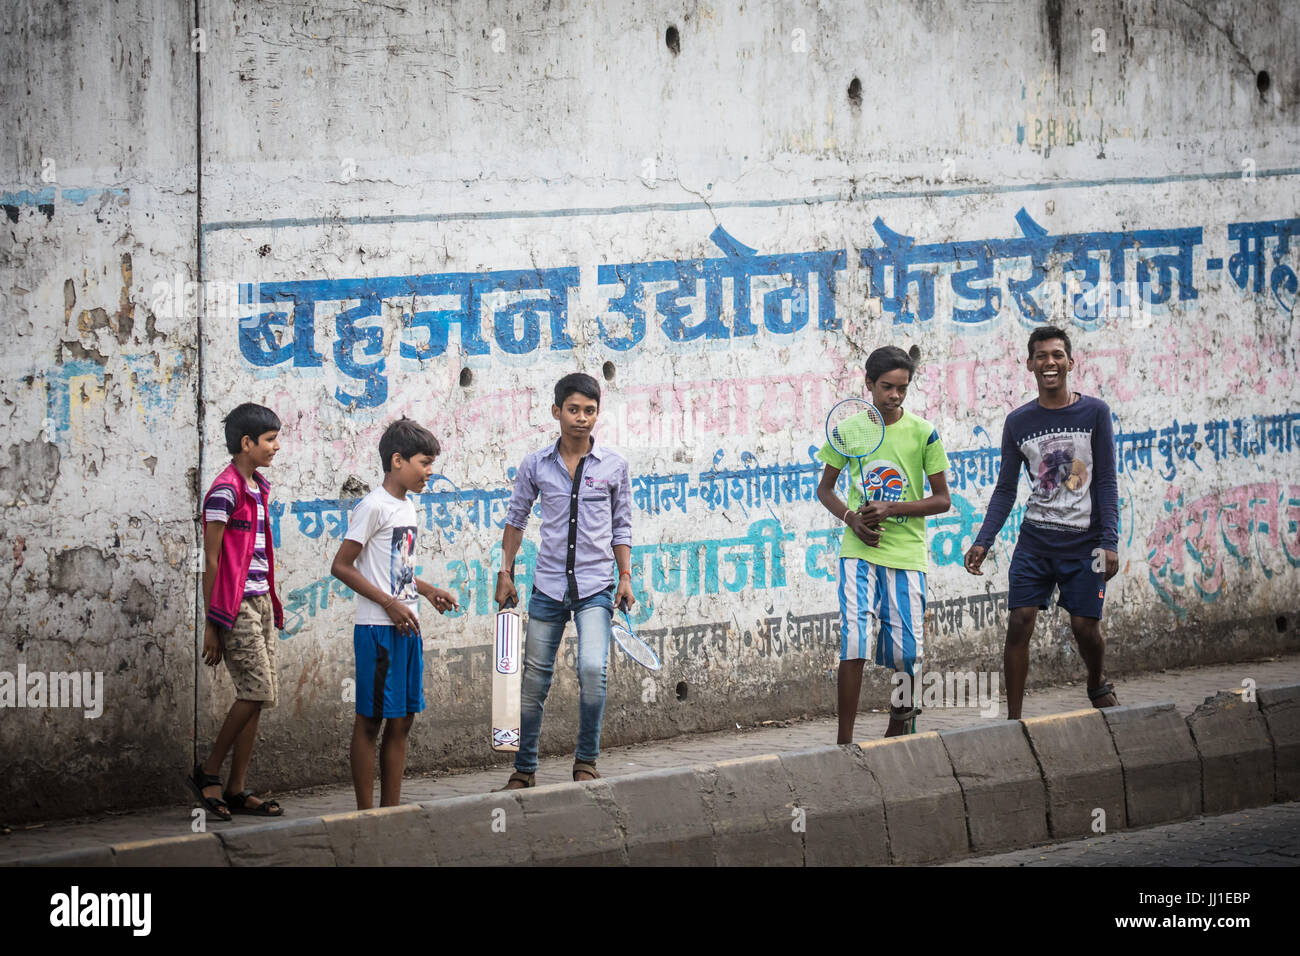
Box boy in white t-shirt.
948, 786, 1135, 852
330, 418, 459, 809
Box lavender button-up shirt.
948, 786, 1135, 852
505, 439, 633, 602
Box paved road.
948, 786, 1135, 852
944, 801, 1300, 866
2, 655, 1297, 863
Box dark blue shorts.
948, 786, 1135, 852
354, 625, 425, 720
1008, 549, 1106, 619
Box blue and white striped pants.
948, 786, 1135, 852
837, 558, 925, 676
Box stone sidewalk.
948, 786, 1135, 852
2, 655, 1297, 863
944, 801, 1300, 866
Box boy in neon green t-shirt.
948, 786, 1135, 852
816, 346, 952, 739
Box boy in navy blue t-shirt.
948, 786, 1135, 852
964, 326, 1120, 719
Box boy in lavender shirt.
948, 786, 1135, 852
494, 373, 636, 788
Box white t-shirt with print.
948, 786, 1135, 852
344, 487, 420, 627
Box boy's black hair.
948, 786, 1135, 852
1027, 325, 1073, 358
864, 346, 915, 383
553, 372, 601, 409
379, 417, 440, 472
223, 403, 281, 456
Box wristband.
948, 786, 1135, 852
619, 571, 631, 579
841, 508, 851, 524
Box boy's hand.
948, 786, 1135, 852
1102, 549, 1119, 581
615, 577, 636, 612
845, 512, 881, 547
964, 544, 987, 575
425, 587, 460, 614
858, 500, 892, 525
202, 621, 224, 667
384, 598, 421, 635
494, 570, 518, 608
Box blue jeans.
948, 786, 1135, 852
514, 585, 613, 773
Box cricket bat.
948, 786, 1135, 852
491, 597, 522, 752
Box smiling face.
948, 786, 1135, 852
390, 452, 437, 494
241, 430, 280, 469
865, 367, 911, 423
1027, 337, 1075, 395
552, 390, 600, 442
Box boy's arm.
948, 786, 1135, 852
816, 464, 881, 547
612, 461, 635, 609
201, 521, 226, 666
495, 457, 538, 607
330, 540, 420, 633
415, 578, 460, 613
1093, 405, 1120, 580
964, 423, 1020, 575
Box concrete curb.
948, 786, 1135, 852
1101, 702, 1201, 827
1187, 690, 1274, 812
939, 721, 1048, 853
1259, 683, 1300, 801
321, 804, 438, 866
1021, 708, 1126, 839
708, 754, 803, 866
112, 833, 229, 867
605, 766, 712, 865
857, 732, 968, 864
10, 683, 1300, 866
779, 745, 888, 865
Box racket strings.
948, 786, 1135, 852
612, 621, 660, 669
829, 407, 885, 458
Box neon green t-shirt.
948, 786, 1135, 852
816, 409, 949, 571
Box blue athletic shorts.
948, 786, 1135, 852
838, 558, 925, 676
1008, 549, 1106, 619
354, 625, 425, 719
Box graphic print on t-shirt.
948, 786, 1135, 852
1020, 429, 1093, 531
862, 458, 910, 524
389, 526, 418, 600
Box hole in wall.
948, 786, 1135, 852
602, 361, 616, 381
459, 367, 473, 387
675, 681, 689, 701
1276, 615, 1288, 633
908, 345, 921, 362
1257, 70, 1271, 95
666, 25, 680, 55
847, 77, 862, 107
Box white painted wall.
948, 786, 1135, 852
3, 0, 1297, 816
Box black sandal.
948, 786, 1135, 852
1087, 681, 1118, 707
224, 789, 284, 817
185, 763, 232, 821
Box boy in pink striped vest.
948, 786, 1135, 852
185, 403, 287, 821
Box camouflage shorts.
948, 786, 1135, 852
224, 594, 279, 707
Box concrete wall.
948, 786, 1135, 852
0, 0, 199, 818
2, 0, 1298, 819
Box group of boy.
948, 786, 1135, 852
188, 327, 1120, 818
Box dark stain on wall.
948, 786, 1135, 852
48, 546, 118, 598
0, 439, 62, 504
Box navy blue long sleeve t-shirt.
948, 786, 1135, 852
973, 394, 1119, 557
